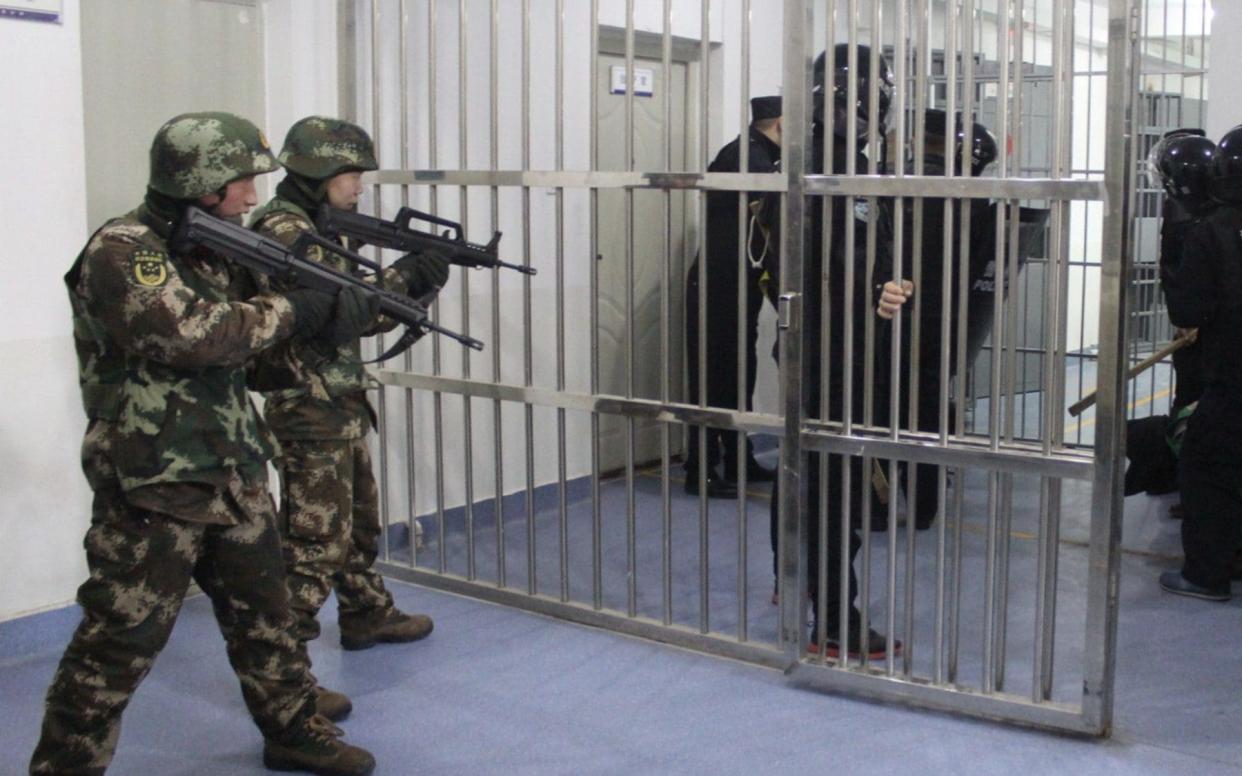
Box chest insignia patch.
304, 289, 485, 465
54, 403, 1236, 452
131, 250, 169, 287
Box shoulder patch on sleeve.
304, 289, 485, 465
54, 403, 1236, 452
130, 249, 170, 287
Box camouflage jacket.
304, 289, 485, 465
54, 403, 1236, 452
66, 204, 298, 524
249, 196, 407, 440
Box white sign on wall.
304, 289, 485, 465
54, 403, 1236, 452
610, 65, 654, 98
0, 0, 61, 23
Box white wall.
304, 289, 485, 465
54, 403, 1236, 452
0, 3, 92, 621
262, 0, 339, 197
0, 0, 333, 621
1206, 1, 1241, 141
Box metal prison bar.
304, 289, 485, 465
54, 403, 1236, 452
344, 0, 1135, 736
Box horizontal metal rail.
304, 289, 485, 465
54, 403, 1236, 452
375, 368, 785, 434
369, 169, 787, 192
804, 175, 1106, 201
374, 369, 1091, 479
376, 560, 1093, 734
368, 169, 1106, 201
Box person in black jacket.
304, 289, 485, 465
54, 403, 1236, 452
1124, 130, 1213, 500
766, 45, 900, 658
1158, 124, 1242, 602
684, 96, 783, 498
878, 110, 998, 530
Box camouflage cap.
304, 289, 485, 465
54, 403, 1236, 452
149, 112, 278, 200
278, 116, 378, 180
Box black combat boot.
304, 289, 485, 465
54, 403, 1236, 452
340, 608, 434, 651
264, 714, 375, 776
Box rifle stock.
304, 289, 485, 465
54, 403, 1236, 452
173, 207, 484, 359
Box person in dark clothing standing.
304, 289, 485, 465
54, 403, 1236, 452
1159, 124, 1242, 602
684, 96, 782, 499
882, 110, 998, 530
1124, 129, 1213, 500
765, 46, 900, 658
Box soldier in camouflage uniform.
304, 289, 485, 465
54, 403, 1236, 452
31, 113, 375, 776
250, 117, 448, 690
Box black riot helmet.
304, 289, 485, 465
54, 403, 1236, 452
1210, 125, 1242, 205
813, 43, 895, 143
1148, 131, 1215, 210
921, 109, 998, 176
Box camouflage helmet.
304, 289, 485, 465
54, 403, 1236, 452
277, 116, 379, 180
148, 112, 278, 199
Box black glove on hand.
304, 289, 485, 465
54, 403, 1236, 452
393, 250, 451, 298
325, 285, 382, 346
284, 289, 335, 339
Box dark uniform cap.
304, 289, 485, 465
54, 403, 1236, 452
751, 96, 782, 122
278, 116, 379, 180
1211, 124, 1242, 204
148, 112, 278, 200
1148, 131, 1215, 205
924, 108, 998, 176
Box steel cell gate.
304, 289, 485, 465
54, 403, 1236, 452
344, 0, 1138, 735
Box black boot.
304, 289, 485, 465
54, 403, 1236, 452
684, 467, 738, 499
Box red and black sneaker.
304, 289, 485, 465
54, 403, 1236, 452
808, 626, 902, 660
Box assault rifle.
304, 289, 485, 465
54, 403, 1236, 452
172, 207, 484, 361
316, 205, 536, 276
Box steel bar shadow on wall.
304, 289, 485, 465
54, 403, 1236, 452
341, 0, 1136, 736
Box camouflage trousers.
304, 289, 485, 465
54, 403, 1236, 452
277, 436, 395, 653
29, 480, 315, 775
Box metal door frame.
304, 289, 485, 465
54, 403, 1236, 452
346, 0, 1136, 737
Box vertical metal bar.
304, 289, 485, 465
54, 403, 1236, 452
370, 0, 391, 564
905, 0, 930, 680
778, 0, 811, 657
590, 0, 603, 611
522, 0, 537, 597
885, 0, 908, 678
995, 0, 1025, 695
624, 0, 638, 620
935, 0, 960, 688
949, 0, 977, 686
1040, 0, 1075, 703
457, 0, 477, 581
399, 0, 417, 570
428, 0, 447, 576
861, 0, 882, 432
489, 0, 506, 590
661, 0, 674, 628
839, 0, 861, 668
735, 0, 751, 645
981, 469, 998, 694
1081, 0, 1135, 735
817, 0, 837, 667
698, 0, 711, 635
556, 0, 569, 604
1031, 0, 1068, 704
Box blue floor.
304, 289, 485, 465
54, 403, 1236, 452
2, 485, 1240, 774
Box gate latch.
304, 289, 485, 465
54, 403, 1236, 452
777, 292, 800, 331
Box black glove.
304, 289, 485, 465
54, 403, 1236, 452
392, 250, 451, 298
284, 289, 334, 339
324, 285, 382, 345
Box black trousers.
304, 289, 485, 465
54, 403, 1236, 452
906, 371, 958, 528
769, 453, 869, 623
684, 260, 762, 477
1177, 389, 1242, 588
